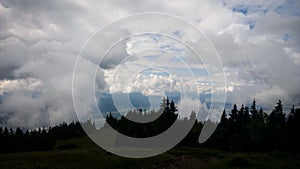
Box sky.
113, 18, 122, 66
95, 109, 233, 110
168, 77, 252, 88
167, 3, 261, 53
0, 0, 300, 128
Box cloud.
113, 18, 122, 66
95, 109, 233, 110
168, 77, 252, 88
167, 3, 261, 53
0, 78, 41, 95
177, 97, 203, 118
0, 0, 299, 127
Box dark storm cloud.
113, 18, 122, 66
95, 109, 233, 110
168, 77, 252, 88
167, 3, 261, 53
0, 65, 17, 80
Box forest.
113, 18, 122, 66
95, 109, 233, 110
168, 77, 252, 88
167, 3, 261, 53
0, 120, 95, 153
0, 97, 300, 153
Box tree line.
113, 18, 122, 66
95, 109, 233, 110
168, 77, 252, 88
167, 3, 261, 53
0, 120, 95, 153
105, 97, 178, 138
202, 100, 300, 152
0, 97, 299, 153
106, 98, 300, 152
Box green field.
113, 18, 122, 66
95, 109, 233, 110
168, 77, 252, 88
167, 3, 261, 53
1, 136, 299, 169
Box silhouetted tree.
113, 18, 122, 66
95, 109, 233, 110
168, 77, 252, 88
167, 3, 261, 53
1, 98, 299, 154
265, 100, 287, 151
106, 97, 178, 140
287, 106, 300, 151
250, 100, 258, 119
170, 100, 177, 113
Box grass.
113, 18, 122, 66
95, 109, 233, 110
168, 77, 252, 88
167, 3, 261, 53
0, 136, 299, 169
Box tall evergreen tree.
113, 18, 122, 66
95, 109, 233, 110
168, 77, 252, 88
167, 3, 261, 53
250, 100, 258, 119
170, 100, 177, 113
229, 104, 238, 123
237, 104, 245, 126
267, 100, 287, 150
244, 106, 250, 124
220, 109, 227, 125
270, 100, 286, 127
287, 105, 300, 151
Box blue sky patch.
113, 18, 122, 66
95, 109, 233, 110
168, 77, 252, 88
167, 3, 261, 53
275, 0, 300, 16
283, 33, 290, 41
141, 68, 170, 77
143, 55, 159, 61
232, 5, 268, 15
173, 30, 182, 36
248, 21, 256, 30
232, 5, 248, 15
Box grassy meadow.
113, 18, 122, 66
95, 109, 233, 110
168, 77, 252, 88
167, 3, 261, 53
1, 136, 299, 169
